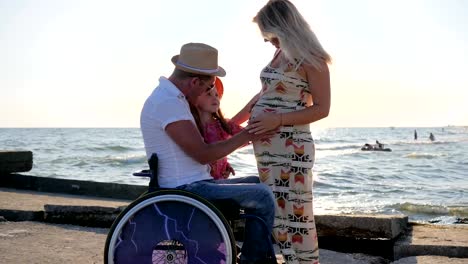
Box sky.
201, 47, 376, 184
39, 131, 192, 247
1, 0, 467, 128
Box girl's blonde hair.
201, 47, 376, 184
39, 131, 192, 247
253, 0, 331, 70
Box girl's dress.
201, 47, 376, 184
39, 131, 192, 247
250, 50, 319, 264
203, 120, 243, 180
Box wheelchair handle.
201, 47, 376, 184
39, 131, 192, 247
148, 153, 160, 191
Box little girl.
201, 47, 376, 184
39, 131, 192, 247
191, 77, 259, 179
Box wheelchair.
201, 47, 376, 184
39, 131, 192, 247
104, 153, 277, 264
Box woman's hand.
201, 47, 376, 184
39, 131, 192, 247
248, 112, 281, 135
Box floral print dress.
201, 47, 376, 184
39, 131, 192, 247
250, 50, 319, 264
203, 120, 243, 180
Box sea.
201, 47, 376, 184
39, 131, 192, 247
1, 126, 467, 224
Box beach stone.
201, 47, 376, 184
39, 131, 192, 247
0, 151, 33, 174
316, 214, 409, 239
394, 223, 468, 259
43, 204, 123, 228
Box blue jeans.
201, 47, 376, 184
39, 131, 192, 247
177, 176, 275, 263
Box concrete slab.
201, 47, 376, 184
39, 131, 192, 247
394, 223, 468, 259
316, 214, 409, 239
0, 221, 393, 264
0, 221, 107, 264
0, 174, 146, 200
0, 151, 33, 173
44, 204, 123, 227
320, 249, 390, 264
1, 188, 467, 263
0, 209, 43, 222
0, 187, 130, 212
233, 213, 408, 259
392, 256, 468, 264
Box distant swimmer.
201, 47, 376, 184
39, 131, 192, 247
429, 132, 435, 141
414, 130, 418, 140
376, 140, 384, 149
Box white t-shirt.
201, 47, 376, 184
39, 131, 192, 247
140, 77, 211, 188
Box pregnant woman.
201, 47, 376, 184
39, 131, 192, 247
249, 1, 332, 263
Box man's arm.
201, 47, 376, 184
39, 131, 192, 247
165, 120, 252, 165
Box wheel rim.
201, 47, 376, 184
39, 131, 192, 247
107, 193, 234, 264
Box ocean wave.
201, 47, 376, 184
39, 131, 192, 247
315, 139, 351, 144
392, 138, 466, 146
316, 144, 363, 151
313, 181, 338, 188
50, 157, 75, 164
86, 145, 138, 152
404, 152, 441, 159
72, 161, 88, 167
98, 154, 147, 165
392, 202, 468, 217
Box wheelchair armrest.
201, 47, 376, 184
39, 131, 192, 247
132, 169, 151, 177
133, 153, 160, 190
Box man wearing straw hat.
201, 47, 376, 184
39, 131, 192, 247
140, 42, 275, 263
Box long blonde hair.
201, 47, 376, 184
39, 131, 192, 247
253, 0, 331, 70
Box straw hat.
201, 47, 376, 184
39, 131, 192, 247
214, 77, 224, 99
171, 43, 226, 77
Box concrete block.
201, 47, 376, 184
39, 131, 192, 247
0, 174, 146, 200
44, 204, 123, 228
0, 209, 44, 222
394, 223, 468, 259
0, 151, 33, 173
316, 214, 409, 239
233, 214, 408, 259
392, 256, 468, 264
320, 249, 390, 264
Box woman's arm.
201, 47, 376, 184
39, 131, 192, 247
230, 92, 260, 125
282, 62, 331, 124
248, 63, 330, 134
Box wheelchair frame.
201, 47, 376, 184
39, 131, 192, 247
104, 153, 276, 264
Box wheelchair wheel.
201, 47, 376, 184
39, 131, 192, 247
104, 189, 236, 264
